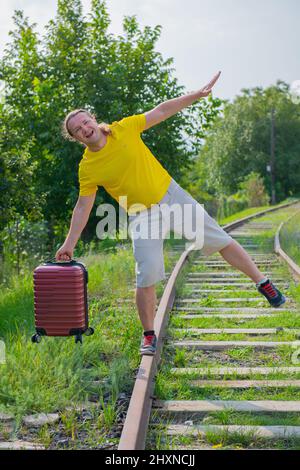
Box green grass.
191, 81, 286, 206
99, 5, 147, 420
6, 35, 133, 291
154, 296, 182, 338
1, 200, 300, 449
148, 430, 300, 450
197, 410, 300, 427
218, 205, 271, 225
154, 375, 300, 401
170, 313, 300, 330
280, 209, 300, 266
218, 198, 297, 226
169, 330, 300, 342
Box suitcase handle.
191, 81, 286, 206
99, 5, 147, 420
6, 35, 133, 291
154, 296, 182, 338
43, 257, 77, 265
42, 258, 88, 283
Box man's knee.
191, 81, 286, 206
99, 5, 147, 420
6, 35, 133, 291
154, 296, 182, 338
219, 238, 236, 253
136, 284, 156, 292
136, 272, 164, 288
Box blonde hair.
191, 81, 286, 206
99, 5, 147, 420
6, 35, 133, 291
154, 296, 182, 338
62, 108, 112, 142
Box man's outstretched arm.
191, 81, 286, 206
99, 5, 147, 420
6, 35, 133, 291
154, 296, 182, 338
144, 71, 221, 131
55, 193, 96, 261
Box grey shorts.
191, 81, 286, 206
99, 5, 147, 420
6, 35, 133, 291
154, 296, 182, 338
128, 178, 233, 287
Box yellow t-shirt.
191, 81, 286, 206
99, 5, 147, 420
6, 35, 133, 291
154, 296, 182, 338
78, 114, 172, 214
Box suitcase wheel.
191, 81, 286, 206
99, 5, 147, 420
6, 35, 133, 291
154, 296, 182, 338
75, 334, 83, 344
84, 327, 94, 336
31, 334, 42, 344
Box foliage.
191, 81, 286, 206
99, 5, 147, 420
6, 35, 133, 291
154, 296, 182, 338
216, 193, 248, 221
185, 81, 300, 205
237, 171, 269, 207
217, 172, 269, 219
0, 1, 221, 277
1, 216, 50, 276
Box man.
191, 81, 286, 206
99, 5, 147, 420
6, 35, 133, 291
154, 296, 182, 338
55, 71, 286, 355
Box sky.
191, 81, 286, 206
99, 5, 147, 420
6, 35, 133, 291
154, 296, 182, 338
0, 0, 299, 101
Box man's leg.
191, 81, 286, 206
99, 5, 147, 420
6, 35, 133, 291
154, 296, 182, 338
219, 239, 265, 283
157, 178, 285, 307
135, 284, 157, 331
218, 238, 286, 306
136, 284, 159, 355
129, 207, 166, 355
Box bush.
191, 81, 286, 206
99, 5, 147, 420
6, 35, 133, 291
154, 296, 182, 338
280, 211, 300, 266
237, 171, 269, 207
1, 216, 50, 279
216, 192, 248, 221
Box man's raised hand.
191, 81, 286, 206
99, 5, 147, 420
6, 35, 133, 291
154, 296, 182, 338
198, 71, 221, 98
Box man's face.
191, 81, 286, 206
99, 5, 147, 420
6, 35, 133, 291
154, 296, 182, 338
68, 112, 101, 145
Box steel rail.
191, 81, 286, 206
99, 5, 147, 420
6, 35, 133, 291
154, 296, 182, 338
118, 199, 300, 450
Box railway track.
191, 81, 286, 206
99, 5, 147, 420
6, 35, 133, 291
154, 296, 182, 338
118, 201, 300, 450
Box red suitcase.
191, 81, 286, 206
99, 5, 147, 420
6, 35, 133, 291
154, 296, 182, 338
32, 259, 94, 344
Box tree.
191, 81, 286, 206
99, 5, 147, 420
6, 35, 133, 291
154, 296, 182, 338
0, 11, 44, 230
0, 0, 222, 266
195, 81, 300, 201
237, 171, 269, 207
